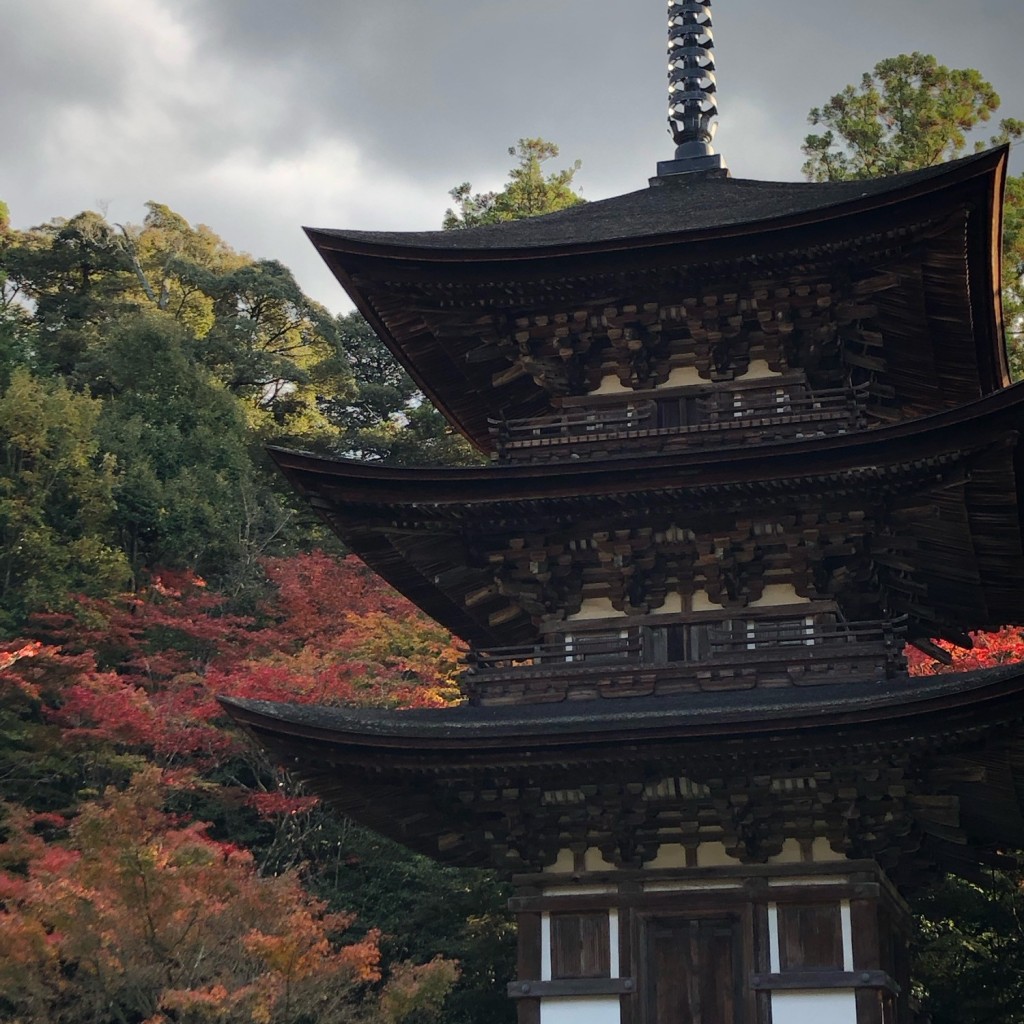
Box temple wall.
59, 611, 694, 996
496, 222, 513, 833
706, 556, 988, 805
512, 858, 910, 1023
540, 998, 620, 1024
772, 992, 858, 1024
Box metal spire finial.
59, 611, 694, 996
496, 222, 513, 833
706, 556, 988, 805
657, 0, 727, 178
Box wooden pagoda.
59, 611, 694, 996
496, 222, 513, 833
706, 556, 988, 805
222, 7, 1024, 1023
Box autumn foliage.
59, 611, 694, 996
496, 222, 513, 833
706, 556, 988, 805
0, 551, 467, 1023
5, 551, 464, 779
906, 626, 1024, 675
0, 770, 457, 1024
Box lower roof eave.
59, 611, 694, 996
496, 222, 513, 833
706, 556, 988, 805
219, 661, 1024, 767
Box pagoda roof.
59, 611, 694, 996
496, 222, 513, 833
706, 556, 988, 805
272, 384, 1024, 647
308, 148, 1009, 448
220, 661, 1024, 875
310, 149, 1003, 258
223, 661, 1024, 753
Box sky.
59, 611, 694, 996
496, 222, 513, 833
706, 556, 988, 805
4, 0, 1024, 314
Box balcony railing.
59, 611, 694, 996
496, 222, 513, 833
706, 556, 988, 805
489, 384, 869, 462
463, 616, 907, 705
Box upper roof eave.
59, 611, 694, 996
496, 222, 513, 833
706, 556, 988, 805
305, 147, 1009, 265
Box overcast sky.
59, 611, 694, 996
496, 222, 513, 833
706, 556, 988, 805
4, 0, 1023, 313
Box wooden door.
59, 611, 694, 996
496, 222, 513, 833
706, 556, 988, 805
646, 916, 742, 1024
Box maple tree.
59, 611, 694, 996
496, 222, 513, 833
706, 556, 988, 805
906, 626, 1024, 675
7, 552, 464, 788
0, 551, 505, 1024
0, 769, 457, 1024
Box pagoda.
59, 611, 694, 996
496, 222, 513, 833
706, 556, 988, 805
222, 4, 1024, 1022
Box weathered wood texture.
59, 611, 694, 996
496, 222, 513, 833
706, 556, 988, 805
550, 912, 611, 978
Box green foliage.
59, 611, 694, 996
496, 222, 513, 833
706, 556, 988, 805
0, 194, 513, 1020
88, 312, 266, 581
0, 203, 361, 607
325, 312, 482, 466
444, 138, 584, 229
199, 258, 354, 443
0, 201, 30, 387
913, 873, 1024, 1024
802, 53, 1021, 182
1004, 175, 1024, 378
0, 369, 128, 628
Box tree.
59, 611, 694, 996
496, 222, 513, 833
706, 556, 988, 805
1004, 175, 1024, 377
198, 259, 354, 444
802, 53, 1023, 181
324, 312, 481, 466
0, 554, 508, 1024
91, 313, 270, 583
0, 769, 458, 1024
444, 138, 584, 230
2, 203, 353, 448
0, 368, 128, 629
116, 200, 246, 335
0, 200, 30, 386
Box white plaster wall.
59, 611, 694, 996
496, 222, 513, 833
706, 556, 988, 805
584, 847, 616, 871
541, 996, 621, 1024
594, 374, 631, 395
812, 836, 846, 862
771, 991, 857, 1024
748, 583, 810, 608
695, 841, 735, 867
567, 598, 625, 621
769, 838, 803, 864
663, 365, 703, 387
543, 849, 576, 874
645, 843, 687, 869
740, 359, 783, 380
692, 590, 723, 612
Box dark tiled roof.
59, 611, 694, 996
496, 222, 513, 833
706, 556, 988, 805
308, 149, 1005, 256
220, 660, 1024, 749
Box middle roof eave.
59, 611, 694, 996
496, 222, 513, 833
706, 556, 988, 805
271, 382, 1024, 510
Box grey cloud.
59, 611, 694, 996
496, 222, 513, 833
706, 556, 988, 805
3, 0, 1022, 313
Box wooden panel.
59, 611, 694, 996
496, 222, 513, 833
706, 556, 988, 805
619, 907, 635, 1024
856, 988, 886, 1024
508, 979, 635, 998
518, 912, 543, 980
551, 912, 611, 979
751, 970, 896, 992
778, 903, 843, 970
850, 899, 880, 970
646, 916, 742, 1024
516, 999, 540, 1024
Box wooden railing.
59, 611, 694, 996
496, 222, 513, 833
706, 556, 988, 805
706, 616, 903, 653
491, 402, 657, 447
463, 616, 907, 705
489, 384, 869, 461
